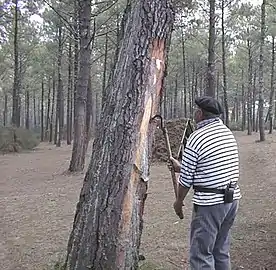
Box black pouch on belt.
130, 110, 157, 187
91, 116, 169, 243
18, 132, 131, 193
224, 182, 235, 203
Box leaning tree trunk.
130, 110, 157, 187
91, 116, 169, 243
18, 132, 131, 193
64, 1, 174, 269
259, 0, 266, 141
206, 0, 216, 97
69, 0, 92, 172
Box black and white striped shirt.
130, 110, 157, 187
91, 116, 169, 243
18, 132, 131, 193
179, 118, 241, 206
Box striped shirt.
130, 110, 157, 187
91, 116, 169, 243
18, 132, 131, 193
179, 118, 241, 206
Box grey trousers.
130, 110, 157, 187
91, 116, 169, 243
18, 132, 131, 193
189, 200, 239, 270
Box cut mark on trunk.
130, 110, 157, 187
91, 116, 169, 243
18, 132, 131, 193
117, 39, 166, 267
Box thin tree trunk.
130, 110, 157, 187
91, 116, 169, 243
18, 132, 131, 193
50, 74, 56, 143
221, 0, 229, 126
4, 94, 8, 127
41, 79, 44, 141
181, 30, 187, 117
247, 37, 253, 135
69, 0, 92, 172
57, 22, 63, 147
206, 0, 216, 97
216, 71, 219, 100
85, 72, 92, 151
259, 0, 266, 141
72, 0, 79, 142
252, 71, 257, 131
45, 77, 51, 140
25, 91, 30, 129
12, 0, 20, 127
173, 75, 178, 118
33, 92, 36, 128
67, 35, 73, 145
268, 36, 275, 134
65, 1, 174, 268
241, 70, 246, 131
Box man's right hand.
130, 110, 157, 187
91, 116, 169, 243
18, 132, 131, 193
168, 156, 181, 173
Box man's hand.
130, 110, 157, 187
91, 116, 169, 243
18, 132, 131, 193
169, 156, 181, 173
173, 199, 184, 219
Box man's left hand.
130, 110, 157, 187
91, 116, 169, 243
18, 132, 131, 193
173, 199, 184, 219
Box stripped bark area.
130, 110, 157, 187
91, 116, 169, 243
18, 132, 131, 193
64, 1, 174, 269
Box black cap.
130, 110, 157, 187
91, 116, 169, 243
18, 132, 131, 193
195, 96, 223, 115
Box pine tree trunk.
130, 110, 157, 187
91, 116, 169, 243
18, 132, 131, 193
4, 94, 8, 126
57, 22, 63, 147
216, 71, 219, 99
50, 73, 56, 143
12, 0, 20, 127
252, 71, 257, 131
85, 72, 92, 151
72, 0, 79, 143
241, 70, 246, 131
69, 0, 92, 172
206, 0, 216, 97
64, 1, 174, 269
173, 76, 178, 118
24, 90, 29, 129
268, 36, 275, 134
41, 80, 44, 141
221, 0, 229, 126
247, 37, 253, 135
181, 30, 187, 117
67, 35, 73, 145
33, 92, 36, 128
259, 0, 266, 141
45, 78, 51, 140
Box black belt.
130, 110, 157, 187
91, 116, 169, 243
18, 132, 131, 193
193, 186, 225, 194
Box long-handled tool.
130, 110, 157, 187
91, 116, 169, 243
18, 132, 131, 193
151, 114, 178, 198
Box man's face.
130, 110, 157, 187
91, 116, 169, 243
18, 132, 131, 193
194, 106, 203, 123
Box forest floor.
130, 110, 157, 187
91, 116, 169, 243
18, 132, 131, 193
1, 132, 276, 270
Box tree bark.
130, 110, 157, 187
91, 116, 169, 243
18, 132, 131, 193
69, 0, 92, 172
64, 1, 174, 269
206, 0, 216, 97
101, 33, 109, 107
259, 0, 266, 141
268, 36, 275, 134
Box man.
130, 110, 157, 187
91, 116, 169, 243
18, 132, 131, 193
170, 96, 241, 270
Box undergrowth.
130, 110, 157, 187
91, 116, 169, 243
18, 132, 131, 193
0, 127, 39, 153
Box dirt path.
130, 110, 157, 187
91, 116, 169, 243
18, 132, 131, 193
1, 132, 276, 270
